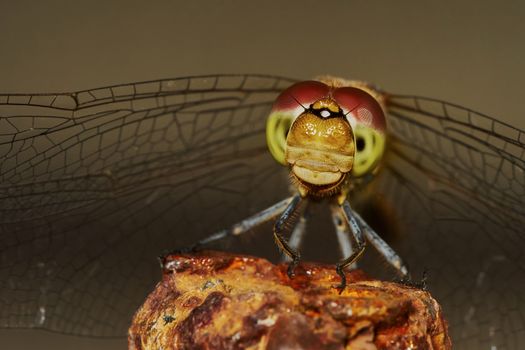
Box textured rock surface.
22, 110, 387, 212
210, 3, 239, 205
128, 251, 451, 350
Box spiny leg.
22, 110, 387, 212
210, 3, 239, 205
334, 200, 367, 291
273, 194, 305, 278
351, 209, 409, 279
168, 196, 294, 254
280, 214, 307, 263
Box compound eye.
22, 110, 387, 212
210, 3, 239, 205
332, 87, 386, 132
266, 81, 330, 166
332, 87, 387, 177
272, 81, 330, 111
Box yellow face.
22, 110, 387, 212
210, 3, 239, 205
285, 98, 355, 190
266, 79, 387, 198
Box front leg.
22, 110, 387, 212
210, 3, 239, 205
163, 197, 294, 258
273, 194, 305, 278
352, 209, 409, 280
280, 215, 307, 263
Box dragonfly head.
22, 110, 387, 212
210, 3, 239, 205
285, 98, 355, 192
266, 79, 387, 197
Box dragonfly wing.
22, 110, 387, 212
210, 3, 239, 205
3, 78, 524, 348
375, 95, 525, 348
0, 75, 296, 336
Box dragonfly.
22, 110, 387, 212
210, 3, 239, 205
0, 74, 524, 349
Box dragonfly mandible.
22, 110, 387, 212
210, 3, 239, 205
0, 74, 524, 349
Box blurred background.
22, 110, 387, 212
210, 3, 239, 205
1, 0, 524, 349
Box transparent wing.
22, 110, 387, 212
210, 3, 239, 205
375, 95, 525, 349
0, 75, 297, 336
2, 78, 525, 349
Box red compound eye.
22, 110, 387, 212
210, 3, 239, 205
273, 81, 330, 111
333, 87, 386, 131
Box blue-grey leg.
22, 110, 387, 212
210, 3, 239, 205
330, 204, 356, 268
192, 196, 294, 249
273, 194, 306, 278
335, 199, 367, 290
351, 209, 409, 278
280, 215, 307, 263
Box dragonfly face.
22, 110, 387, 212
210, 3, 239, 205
0, 74, 524, 349
286, 99, 355, 190
286, 98, 356, 196
266, 78, 387, 197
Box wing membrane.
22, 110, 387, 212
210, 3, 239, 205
1, 79, 525, 349
0, 75, 296, 336
376, 95, 525, 349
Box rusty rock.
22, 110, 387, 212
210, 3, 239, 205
128, 251, 451, 350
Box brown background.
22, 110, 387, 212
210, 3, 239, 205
1, 0, 524, 349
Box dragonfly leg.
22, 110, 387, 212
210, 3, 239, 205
333, 200, 367, 292
273, 195, 305, 278
167, 196, 294, 255
330, 204, 356, 264
280, 214, 307, 263
351, 208, 409, 279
